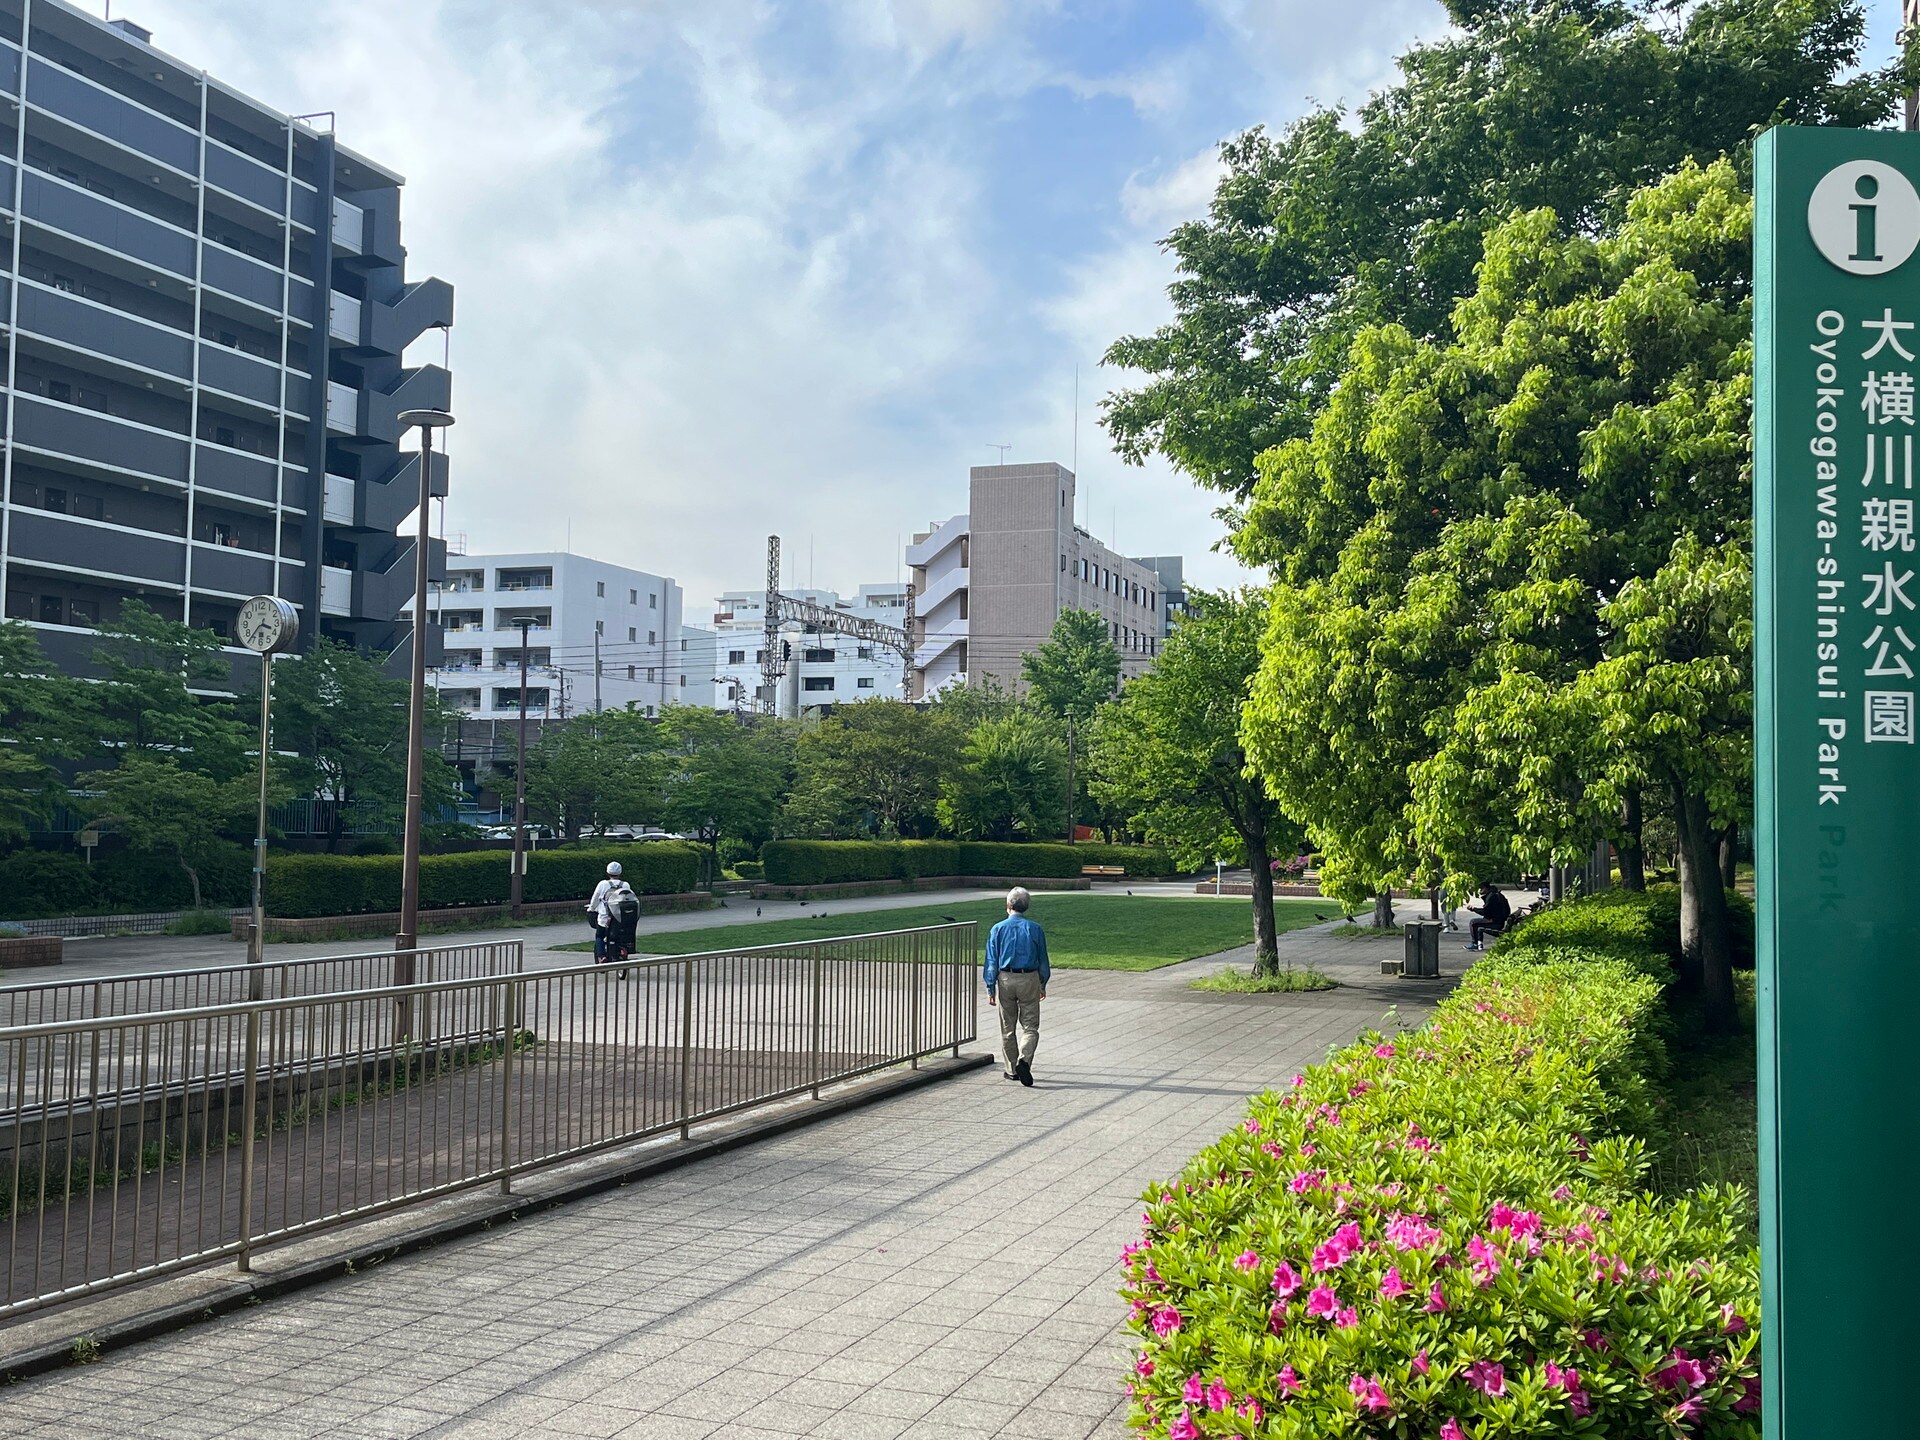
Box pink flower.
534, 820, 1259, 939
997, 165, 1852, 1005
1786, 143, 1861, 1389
1183, 1374, 1204, 1404
1379, 1267, 1410, 1300
1236, 1398, 1264, 1422
1581, 1328, 1609, 1352
1545, 1361, 1581, 1395
1385, 1213, 1444, 1251
1242, 1118, 1261, 1134
1313, 1222, 1363, 1272
1150, 1307, 1183, 1338
1722, 1303, 1749, 1334
1168, 1410, 1200, 1440
1205, 1379, 1231, 1413
1407, 1134, 1435, 1153
1567, 1223, 1595, 1246
1300, 1142, 1318, 1157
1305, 1285, 1340, 1319
1267, 1301, 1288, 1335
1592, 1255, 1629, 1284
1488, 1201, 1518, 1230
1424, 1281, 1448, 1313
1552, 1184, 1574, 1201
1335, 1306, 1359, 1329
1234, 1250, 1260, 1272
1654, 1350, 1707, 1394
1412, 1349, 1430, 1376
1440, 1421, 1468, 1440
1348, 1375, 1392, 1413
1464, 1360, 1505, 1397
1289, 1170, 1326, 1194
1734, 1375, 1762, 1414
1271, 1261, 1301, 1297
1373, 1043, 1395, 1058
1134, 1355, 1155, 1377
1276, 1365, 1303, 1398
1290, 1072, 1306, 1087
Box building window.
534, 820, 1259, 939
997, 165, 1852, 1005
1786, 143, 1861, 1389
650, 631, 657, 644
729, 650, 746, 665
595, 620, 604, 635
803, 677, 834, 692
646, 667, 657, 682
754, 650, 765, 664
629, 589, 638, 604
857, 677, 874, 689
596, 581, 605, 597
803, 647, 834, 663
679, 674, 686, 687
628, 627, 637, 642
649, 593, 657, 609
627, 665, 636, 680
857, 645, 873, 659
645, 705, 656, 717
68, 598, 99, 626
1060, 553, 1066, 572
957, 591, 968, 619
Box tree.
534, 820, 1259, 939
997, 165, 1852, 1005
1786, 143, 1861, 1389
1238, 161, 1755, 1025
0, 621, 88, 841
84, 756, 258, 910
937, 712, 1067, 842
88, 599, 247, 778
656, 708, 792, 862
1022, 609, 1122, 841
1089, 591, 1299, 973
524, 708, 664, 841
784, 700, 949, 838
268, 636, 462, 849
1103, 0, 1904, 504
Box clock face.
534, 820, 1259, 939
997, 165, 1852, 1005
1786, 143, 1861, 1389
237, 595, 296, 654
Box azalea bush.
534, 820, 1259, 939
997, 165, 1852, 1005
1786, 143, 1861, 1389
1120, 937, 1760, 1437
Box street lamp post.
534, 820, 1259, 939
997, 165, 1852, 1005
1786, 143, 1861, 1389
509, 617, 532, 918
235, 595, 299, 971
394, 408, 455, 988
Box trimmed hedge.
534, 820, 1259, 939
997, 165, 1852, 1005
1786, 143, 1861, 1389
0, 845, 251, 918
1505, 882, 1755, 972
262, 843, 702, 919
1120, 892, 1760, 1436
760, 839, 1084, 886
1073, 843, 1180, 877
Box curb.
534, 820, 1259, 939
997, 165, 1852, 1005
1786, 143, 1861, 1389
0, 1051, 994, 1382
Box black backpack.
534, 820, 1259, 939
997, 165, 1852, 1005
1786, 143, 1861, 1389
607, 886, 641, 958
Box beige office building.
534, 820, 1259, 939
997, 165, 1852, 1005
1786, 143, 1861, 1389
908, 462, 1169, 699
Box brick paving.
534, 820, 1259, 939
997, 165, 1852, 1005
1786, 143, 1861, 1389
3, 916, 1460, 1439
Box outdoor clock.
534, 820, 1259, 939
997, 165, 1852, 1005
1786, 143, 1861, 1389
236, 594, 300, 655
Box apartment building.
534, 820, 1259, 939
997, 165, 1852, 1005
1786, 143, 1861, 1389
908, 462, 1169, 699
709, 582, 911, 715
1137, 555, 1187, 638
420, 551, 685, 718
0, 1, 454, 678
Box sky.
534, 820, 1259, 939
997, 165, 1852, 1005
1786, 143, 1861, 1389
100, 0, 1907, 618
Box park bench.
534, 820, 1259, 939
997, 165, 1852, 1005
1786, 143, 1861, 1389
1081, 865, 1126, 878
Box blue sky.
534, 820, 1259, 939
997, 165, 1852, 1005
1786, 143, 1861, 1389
107, 0, 1908, 612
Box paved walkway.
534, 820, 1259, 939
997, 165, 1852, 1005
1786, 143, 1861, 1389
3, 919, 1459, 1440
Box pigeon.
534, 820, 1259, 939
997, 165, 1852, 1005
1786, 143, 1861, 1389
756, 906, 762, 918
1126, 889, 1133, 896
1314, 913, 1330, 921
940, 915, 957, 923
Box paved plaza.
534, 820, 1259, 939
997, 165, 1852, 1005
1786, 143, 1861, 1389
2, 921, 1456, 1440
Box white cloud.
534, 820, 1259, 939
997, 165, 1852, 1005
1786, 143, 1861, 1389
107, 0, 1441, 618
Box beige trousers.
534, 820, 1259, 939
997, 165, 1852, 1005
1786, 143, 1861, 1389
995, 969, 1042, 1069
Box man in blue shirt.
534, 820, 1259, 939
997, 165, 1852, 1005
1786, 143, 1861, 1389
985, 887, 1050, 1087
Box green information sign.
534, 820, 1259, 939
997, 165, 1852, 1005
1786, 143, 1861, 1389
1755, 125, 1920, 1435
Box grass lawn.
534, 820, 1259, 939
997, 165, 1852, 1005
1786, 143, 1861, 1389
557, 894, 1330, 972
1651, 973, 1759, 1238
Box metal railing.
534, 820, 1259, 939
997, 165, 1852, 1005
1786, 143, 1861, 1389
0, 923, 976, 1320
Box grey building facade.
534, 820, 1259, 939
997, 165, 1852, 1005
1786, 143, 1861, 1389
0, 0, 453, 678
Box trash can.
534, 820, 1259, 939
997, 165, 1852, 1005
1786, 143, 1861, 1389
1402, 920, 1441, 977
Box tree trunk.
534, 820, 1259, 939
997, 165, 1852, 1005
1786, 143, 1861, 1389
1673, 785, 1736, 1031
1244, 821, 1278, 977
180, 855, 203, 911
1719, 822, 1739, 890
1372, 891, 1396, 929
1618, 790, 1646, 891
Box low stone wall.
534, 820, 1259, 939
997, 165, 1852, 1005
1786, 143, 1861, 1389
233, 893, 716, 943
1192, 881, 1327, 897
0, 935, 63, 968
751, 875, 1092, 903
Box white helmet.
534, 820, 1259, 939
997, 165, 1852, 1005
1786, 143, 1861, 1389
606, 861, 623, 876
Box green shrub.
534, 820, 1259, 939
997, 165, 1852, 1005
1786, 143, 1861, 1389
262, 844, 702, 918
1503, 883, 1755, 973
1120, 924, 1760, 1436
0, 845, 251, 918
760, 839, 1082, 885
734, 861, 764, 880
349, 835, 402, 856
166, 909, 237, 936
1072, 843, 1179, 877
0, 851, 93, 918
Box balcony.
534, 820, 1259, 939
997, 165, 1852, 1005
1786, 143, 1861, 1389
322, 473, 353, 525
8, 508, 183, 585
204, 140, 284, 213
330, 290, 362, 343
23, 171, 195, 278
191, 541, 275, 599
331, 198, 364, 254
326, 381, 356, 433
319, 564, 351, 616
25, 57, 200, 174
15, 284, 193, 377
197, 343, 284, 408
200, 245, 282, 311
12, 397, 189, 483
194, 443, 278, 506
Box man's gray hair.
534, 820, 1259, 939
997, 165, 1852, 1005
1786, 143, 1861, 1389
1006, 886, 1031, 913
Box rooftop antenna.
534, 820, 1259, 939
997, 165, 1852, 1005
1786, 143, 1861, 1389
1072, 363, 1079, 479
988, 443, 1011, 465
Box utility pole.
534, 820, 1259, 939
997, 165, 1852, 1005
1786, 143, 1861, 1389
1909, 0, 1919, 131
509, 618, 531, 918
593, 628, 602, 713
1065, 713, 1077, 846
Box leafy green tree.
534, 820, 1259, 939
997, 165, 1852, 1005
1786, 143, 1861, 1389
656, 708, 793, 862
1239, 161, 1754, 1024
525, 708, 664, 841
84, 756, 259, 910
1022, 609, 1122, 841
937, 712, 1066, 842
1104, 0, 1903, 503
267, 636, 462, 849
1088, 591, 1299, 973
926, 675, 1019, 731
88, 599, 247, 777
0, 621, 88, 841
784, 699, 949, 838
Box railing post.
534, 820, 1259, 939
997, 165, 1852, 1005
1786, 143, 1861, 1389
809, 943, 823, 1100
678, 957, 694, 1140
909, 931, 921, 1070
497, 979, 516, 1195
235, 1000, 262, 1273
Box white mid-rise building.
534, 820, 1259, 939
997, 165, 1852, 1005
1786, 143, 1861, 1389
708, 582, 912, 714
417, 551, 687, 718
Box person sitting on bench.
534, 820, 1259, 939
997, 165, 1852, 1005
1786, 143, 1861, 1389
1464, 883, 1511, 951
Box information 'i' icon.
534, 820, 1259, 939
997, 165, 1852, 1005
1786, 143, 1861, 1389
1809, 160, 1920, 276
1853, 173, 1882, 263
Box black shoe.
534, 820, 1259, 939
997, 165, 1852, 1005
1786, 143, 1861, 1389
1016, 1060, 1033, 1087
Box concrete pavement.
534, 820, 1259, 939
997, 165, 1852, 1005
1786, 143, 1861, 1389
1, 919, 1459, 1439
